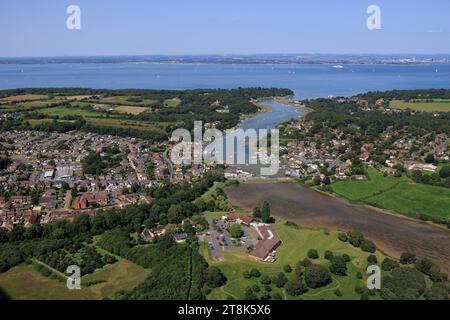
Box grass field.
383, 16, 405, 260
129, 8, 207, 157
99, 96, 157, 107
0, 94, 49, 102
164, 98, 181, 107
390, 99, 450, 112
332, 168, 450, 219
366, 182, 450, 219
206, 221, 387, 300
332, 168, 404, 201
0, 260, 150, 300
86, 117, 170, 132
114, 106, 150, 115
39, 106, 105, 118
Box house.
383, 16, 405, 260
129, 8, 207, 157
226, 213, 254, 226
24, 213, 38, 228
173, 233, 188, 243
141, 228, 154, 242
408, 163, 438, 172
73, 196, 87, 210
249, 226, 282, 262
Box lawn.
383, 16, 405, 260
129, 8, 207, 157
206, 221, 387, 300
332, 167, 404, 201
365, 182, 450, 219
390, 99, 450, 112
0, 260, 150, 300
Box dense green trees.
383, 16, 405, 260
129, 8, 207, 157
304, 264, 332, 289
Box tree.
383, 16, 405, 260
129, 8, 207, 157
228, 224, 243, 239
424, 153, 435, 164
304, 264, 332, 289
361, 240, 376, 253
260, 275, 271, 285
285, 279, 308, 296
261, 201, 271, 223
329, 256, 348, 276
380, 267, 426, 300
348, 231, 364, 247
381, 258, 399, 271
307, 249, 319, 259
167, 204, 182, 223
283, 264, 292, 273
400, 251, 416, 265
338, 232, 348, 242
367, 254, 378, 264
273, 272, 288, 288
250, 268, 261, 278
253, 206, 262, 219
324, 250, 334, 261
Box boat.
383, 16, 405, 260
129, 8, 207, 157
333, 65, 344, 69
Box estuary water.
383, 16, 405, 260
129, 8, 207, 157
1, 62, 450, 99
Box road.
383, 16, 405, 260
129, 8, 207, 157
205, 215, 223, 261
163, 149, 174, 179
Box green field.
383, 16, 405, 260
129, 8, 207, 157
164, 98, 181, 107
366, 183, 450, 219
86, 117, 170, 133
99, 96, 157, 107
39, 106, 105, 118
390, 99, 450, 112
0, 260, 150, 300
206, 221, 387, 300
332, 168, 450, 219
332, 168, 404, 201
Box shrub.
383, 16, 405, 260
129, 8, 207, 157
400, 251, 417, 265
274, 272, 288, 288
285, 279, 308, 296
381, 258, 399, 272
283, 264, 292, 273
361, 240, 376, 253
249, 268, 261, 278
367, 254, 378, 264
307, 249, 319, 259
324, 250, 334, 261
260, 275, 271, 285
329, 256, 348, 276
348, 231, 364, 247
338, 233, 348, 242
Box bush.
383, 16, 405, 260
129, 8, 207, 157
338, 233, 348, 242
381, 258, 399, 272
342, 254, 351, 263
243, 270, 251, 279
307, 249, 319, 259
274, 272, 288, 288
329, 256, 348, 276
285, 279, 308, 296
348, 231, 364, 247
400, 251, 417, 265
250, 268, 261, 278
260, 275, 271, 285
304, 264, 332, 289
334, 289, 342, 297
324, 250, 334, 261
361, 240, 376, 253
283, 264, 292, 273
356, 272, 363, 279
252, 284, 261, 293
367, 254, 378, 264
264, 285, 272, 292
272, 293, 283, 300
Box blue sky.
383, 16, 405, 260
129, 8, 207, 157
0, 0, 449, 57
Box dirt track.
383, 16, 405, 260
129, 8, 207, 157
225, 182, 450, 273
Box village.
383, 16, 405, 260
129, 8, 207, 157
0, 130, 213, 231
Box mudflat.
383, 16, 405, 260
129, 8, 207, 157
225, 182, 450, 273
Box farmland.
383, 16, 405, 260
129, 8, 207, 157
390, 99, 450, 112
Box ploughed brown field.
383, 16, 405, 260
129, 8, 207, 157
225, 182, 450, 273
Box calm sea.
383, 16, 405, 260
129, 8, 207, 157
1, 63, 450, 99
